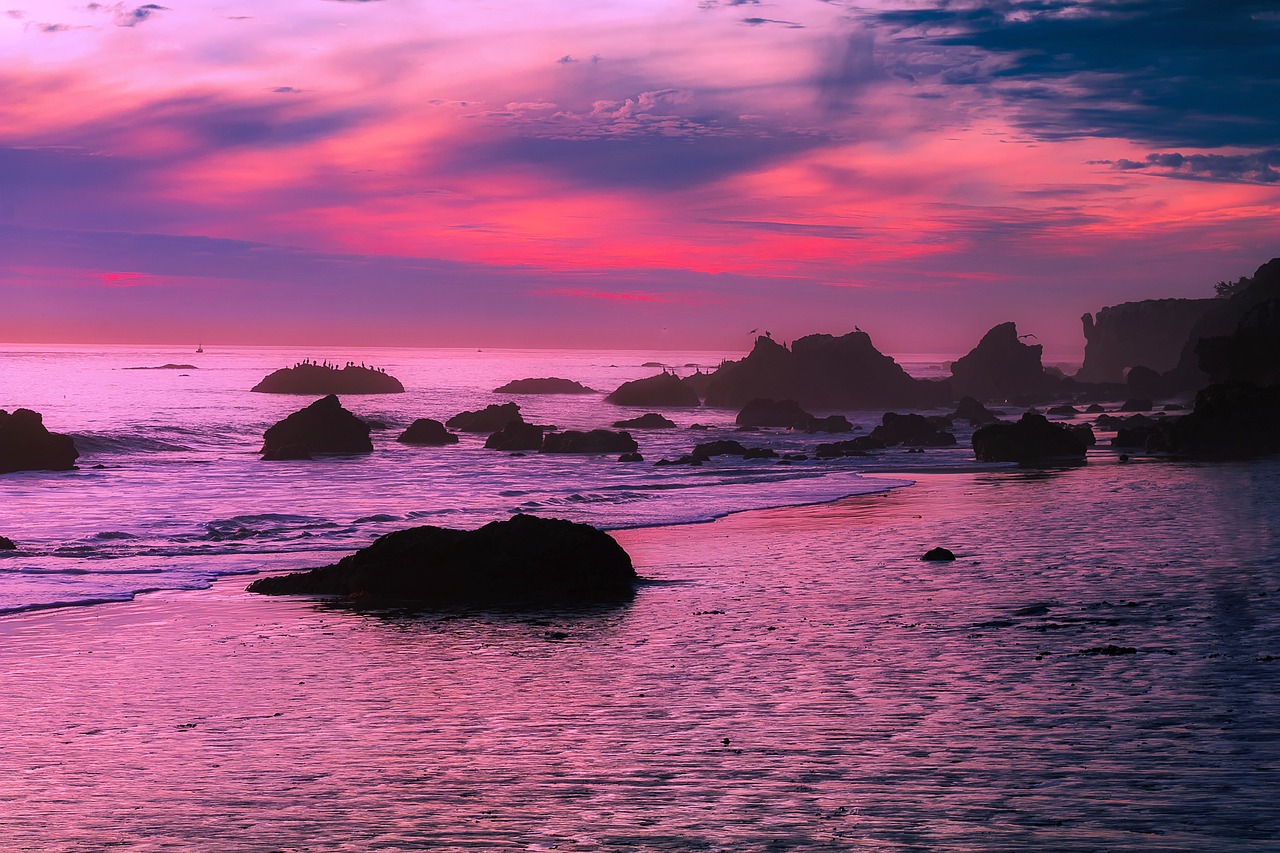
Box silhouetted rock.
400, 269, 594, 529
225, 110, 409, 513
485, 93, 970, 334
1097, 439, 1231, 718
541, 430, 638, 454
1166, 258, 1280, 389
247, 514, 635, 606
682, 370, 716, 398
1066, 423, 1097, 446
447, 403, 523, 432
972, 412, 1088, 464
953, 396, 1000, 425
0, 409, 80, 474
736, 398, 812, 428
951, 322, 1059, 401
1085, 403, 1106, 413
485, 421, 545, 451
814, 436, 886, 457
688, 423, 710, 430
493, 378, 596, 394
1125, 365, 1168, 400
1095, 413, 1158, 432
922, 547, 955, 562
124, 364, 198, 370
0, 536, 15, 550
613, 413, 677, 429
366, 420, 389, 430
870, 412, 957, 447
1076, 298, 1216, 383
1120, 398, 1153, 412
703, 332, 945, 409
1196, 297, 1280, 386
262, 443, 313, 461
605, 373, 701, 407
805, 414, 854, 433
690, 440, 752, 460
261, 395, 372, 457
618, 452, 644, 462
397, 418, 459, 446
742, 447, 779, 460
252, 363, 405, 394
1168, 382, 1280, 459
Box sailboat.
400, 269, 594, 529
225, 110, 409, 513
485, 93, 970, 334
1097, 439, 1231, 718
196, 343, 204, 353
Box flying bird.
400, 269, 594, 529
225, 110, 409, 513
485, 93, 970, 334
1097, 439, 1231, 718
1019, 333, 1038, 340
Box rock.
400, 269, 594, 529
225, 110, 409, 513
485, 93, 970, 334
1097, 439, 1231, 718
366, 419, 389, 430
972, 412, 1088, 464
1120, 398, 1153, 412
123, 363, 198, 370
1166, 258, 1280, 389
1168, 382, 1280, 459
1065, 423, 1097, 446
742, 447, 778, 459
493, 378, 596, 394
870, 412, 957, 447
814, 436, 886, 457
613, 413, 677, 429
688, 423, 710, 430
262, 443, 313, 461
0, 409, 80, 474
736, 398, 812, 428
1196, 297, 1280, 386
951, 322, 1060, 402
1047, 405, 1080, 416
1085, 403, 1106, 413
485, 421, 545, 451
805, 414, 854, 433
1125, 365, 1168, 399
541, 430, 638, 454
0, 535, 15, 550
605, 373, 701, 407
252, 363, 405, 394
247, 514, 636, 606
691, 439, 750, 460
703, 332, 946, 410
618, 452, 644, 462
261, 396, 372, 457
1076, 298, 1217, 383
922, 547, 955, 562
395, 418, 458, 446
682, 370, 716, 398
953, 396, 1000, 425
447, 402, 523, 432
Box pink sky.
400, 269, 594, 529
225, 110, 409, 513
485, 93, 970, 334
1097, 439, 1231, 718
2, 0, 1277, 357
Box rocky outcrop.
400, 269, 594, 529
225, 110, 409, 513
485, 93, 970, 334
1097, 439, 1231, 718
541, 430, 638, 454
261, 395, 372, 457
805, 415, 853, 433
1125, 365, 1169, 399
953, 396, 1000, 425
1166, 258, 1280, 389
1076, 298, 1216, 383
1196, 298, 1280, 386
605, 374, 701, 407
485, 421, 545, 451
447, 403, 523, 432
396, 419, 459, 446
247, 514, 636, 606
613, 413, 677, 429
252, 363, 405, 394
922, 547, 955, 562
736, 398, 812, 428
972, 412, 1088, 464
0, 535, 15, 550
870, 412, 957, 447
814, 436, 886, 457
1168, 382, 1280, 459
493, 378, 596, 394
950, 323, 1060, 402
0, 409, 80, 474
703, 333, 946, 410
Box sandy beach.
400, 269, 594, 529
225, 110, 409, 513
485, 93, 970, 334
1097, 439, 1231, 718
3, 462, 1277, 851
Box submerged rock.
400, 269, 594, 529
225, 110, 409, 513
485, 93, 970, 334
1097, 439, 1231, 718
396, 418, 459, 446
541, 430, 638, 454
605, 373, 701, 408
447, 403, 523, 432
485, 421, 545, 451
261, 395, 372, 457
247, 514, 636, 606
972, 412, 1088, 464
613, 413, 677, 429
0, 408, 80, 474
252, 363, 405, 395
922, 547, 955, 562
262, 443, 312, 461
493, 377, 596, 394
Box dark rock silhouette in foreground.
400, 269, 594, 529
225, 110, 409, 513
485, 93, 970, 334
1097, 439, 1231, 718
447, 402, 523, 432
1076, 298, 1216, 384
922, 547, 955, 561
1166, 258, 1280, 389
972, 412, 1088, 464
261, 395, 372, 458
247, 514, 636, 606
397, 419, 459, 446
953, 396, 1000, 425
252, 362, 405, 394
0, 409, 80, 474
951, 323, 1060, 402
485, 421, 545, 451
493, 378, 596, 394
870, 412, 957, 447
613, 413, 677, 429
541, 430, 637, 454
703, 333, 945, 410
0, 535, 15, 550
1196, 297, 1280, 387
605, 373, 702, 407
1168, 382, 1280, 459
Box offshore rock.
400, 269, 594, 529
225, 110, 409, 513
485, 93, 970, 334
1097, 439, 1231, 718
0, 408, 80, 474
1168, 382, 1280, 459
447, 402, 523, 432
397, 418, 459, 446
247, 514, 636, 606
814, 436, 886, 458
922, 547, 956, 562
953, 396, 1000, 425
0, 535, 16, 550
613, 413, 677, 429
605, 373, 702, 408
950, 323, 1059, 402
485, 421, 545, 451
1166, 258, 1280, 389
541, 430, 638, 454
805, 415, 854, 433
493, 378, 596, 394
870, 412, 957, 447
252, 363, 405, 395
736, 398, 812, 429
1076, 298, 1216, 383
972, 412, 1088, 465
261, 395, 372, 457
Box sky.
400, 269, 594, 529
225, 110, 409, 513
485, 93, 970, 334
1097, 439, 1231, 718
2, 0, 1277, 357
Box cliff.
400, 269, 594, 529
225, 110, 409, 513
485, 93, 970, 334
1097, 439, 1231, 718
1075, 298, 1215, 383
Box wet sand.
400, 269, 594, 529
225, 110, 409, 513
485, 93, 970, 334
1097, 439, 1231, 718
1, 463, 1277, 851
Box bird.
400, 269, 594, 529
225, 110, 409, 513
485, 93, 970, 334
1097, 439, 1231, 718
1019, 333, 1038, 340
748, 328, 758, 335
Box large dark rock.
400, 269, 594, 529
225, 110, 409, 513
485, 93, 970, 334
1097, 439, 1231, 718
605, 373, 701, 407
541, 430, 638, 454
1166, 258, 1280, 389
805, 414, 854, 433
736, 398, 812, 428
252, 362, 405, 394
1196, 298, 1280, 387
691, 439, 750, 459
397, 419, 459, 446
951, 323, 1060, 402
870, 412, 957, 447
814, 436, 886, 457
1125, 365, 1169, 400
0, 409, 80, 474
447, 403, 523, 432
953, 396, 1000, 425
247, 514, 636, 606
0, 535, 16, 550
1076, 298, 1216, 383
261, 395, 372, 457
1168, 382, 1280, 459
613, 413, 677, 429
485, 421, 545, 451
972, 412, 1088, 464
703, 333, 945, 410
493, 378, 596, 394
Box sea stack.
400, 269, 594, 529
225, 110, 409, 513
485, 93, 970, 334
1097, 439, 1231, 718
261, 395, 373, 458
252, 362, 405, 394
0, 409, 80, 474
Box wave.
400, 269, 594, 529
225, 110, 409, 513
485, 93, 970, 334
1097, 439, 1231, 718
72, 433, 193, 454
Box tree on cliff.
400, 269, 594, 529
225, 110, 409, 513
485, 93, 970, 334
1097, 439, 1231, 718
1215, 275, 1250, 298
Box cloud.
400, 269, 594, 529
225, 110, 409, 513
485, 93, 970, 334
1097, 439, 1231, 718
1102, 150, 1280, 185
863, 0, 1280, 149
741, 17, 804, 28
117, 3, 167, 27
